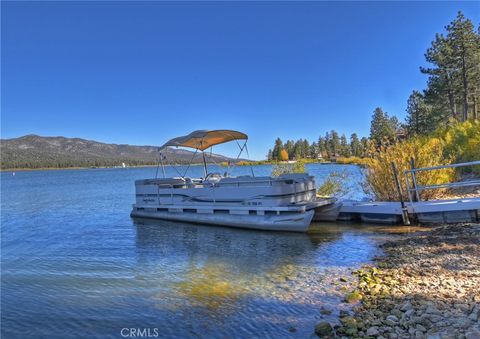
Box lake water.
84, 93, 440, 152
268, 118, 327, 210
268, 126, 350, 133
1, 164, 387, 338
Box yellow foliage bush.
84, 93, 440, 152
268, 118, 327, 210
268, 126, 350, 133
439, 120, 480, 174
279, 149, 289, 161
364, 120, 480, 201
364, 136, 455, 201
336, 156, 370, 166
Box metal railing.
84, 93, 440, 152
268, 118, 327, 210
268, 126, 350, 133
152, 177, 312, 206
404, 160, 480, 202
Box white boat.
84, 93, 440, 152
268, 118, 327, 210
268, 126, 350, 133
130, 130, 334, 232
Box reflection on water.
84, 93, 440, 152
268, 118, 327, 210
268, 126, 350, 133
131, 218, 380, 338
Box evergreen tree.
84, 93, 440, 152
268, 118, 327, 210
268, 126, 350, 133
293, 140, 302, 160
360, 137, 370, 157
272, 138, 283, 160
350, 133, 361, 157
421, 33, 458, 120
445, 12, 480, 121
421, 11, 480, 122
317, 136, 327, 158
329, 130, 340, 157
284, 140, 295, 159
339, 134, 350, 157
324, 132, 331, 158
302, 139, 310, 158
370, 107, 398, 147
406, 90, 435, 136
309, 142, 318, 159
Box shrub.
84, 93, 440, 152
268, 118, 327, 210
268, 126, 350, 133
336, 156, 370, 166
317, 171, 350, 197
364, 136, 455, 201
279, 149, 289, 161
271, 160, 305, 177
439, 120, 480, 175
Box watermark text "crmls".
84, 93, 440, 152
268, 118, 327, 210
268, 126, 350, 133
121, 328, 159, 337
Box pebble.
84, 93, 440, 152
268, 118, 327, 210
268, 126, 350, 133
329, 224, 480, 339
366, 326, 380, 336
320, 307, 332, 315
416, 324, 427, 332
401, 301, 413, 311
386, 315, 399, 323
405, 309, 415, 317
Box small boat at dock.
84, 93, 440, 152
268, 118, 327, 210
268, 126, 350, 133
131, 130, 335, 232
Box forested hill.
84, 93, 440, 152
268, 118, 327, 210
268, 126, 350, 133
0, 135, 236, 169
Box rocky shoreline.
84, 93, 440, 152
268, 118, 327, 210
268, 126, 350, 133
316, 223, 480, 338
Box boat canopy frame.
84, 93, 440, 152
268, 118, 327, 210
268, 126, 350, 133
156, 130, 253, 179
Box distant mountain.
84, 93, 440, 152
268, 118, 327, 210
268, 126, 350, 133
0, 134, 240, 169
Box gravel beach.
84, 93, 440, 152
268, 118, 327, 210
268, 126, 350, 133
317, 223, 480, 339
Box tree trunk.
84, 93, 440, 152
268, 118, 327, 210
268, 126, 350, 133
473, 95, 478, 120
446, 74, 457, 120
461, 42, 469, 121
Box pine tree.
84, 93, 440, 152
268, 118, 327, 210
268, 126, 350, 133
293, 140, 302, 160
421, 33, 458, 120
421, 12, 480, 122
272, 138, 283, 160
284, 140, 295, 159
329, 131, 340, 157
406, 90, 435, 136
317, 136, 326, 158
350, 133, 361, 157
324, 132, 331, 158
370, 107, 398, 147
340, 134, 350, 157
445, 12, 480, 121
302, 139, 310, 158
360, 137, 371, 157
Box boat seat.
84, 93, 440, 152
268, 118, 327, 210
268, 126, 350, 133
135, 177, 186, 187
204, 173, 223, 183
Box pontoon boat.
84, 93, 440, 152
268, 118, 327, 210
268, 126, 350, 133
130, 130, 334, 232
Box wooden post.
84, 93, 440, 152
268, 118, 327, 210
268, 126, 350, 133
410, 157, 420, 202
391, 162, 410, 225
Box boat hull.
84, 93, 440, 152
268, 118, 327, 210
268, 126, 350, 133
130, 208, 314, 232
312, 201, 342, 221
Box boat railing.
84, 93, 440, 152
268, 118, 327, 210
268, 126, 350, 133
403, 160, 480, 202
154, 177, 309, 189
153, 177, 311, 205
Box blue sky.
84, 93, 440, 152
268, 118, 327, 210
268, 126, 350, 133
2, 1, 479, 159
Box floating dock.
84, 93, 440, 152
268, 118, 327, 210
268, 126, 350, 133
337, 198, 480, 225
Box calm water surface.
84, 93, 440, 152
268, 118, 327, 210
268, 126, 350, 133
2, 164, 386, 338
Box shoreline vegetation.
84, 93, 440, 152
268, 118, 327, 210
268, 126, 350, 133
1, 158, 356, 172
316, 223, 480, 338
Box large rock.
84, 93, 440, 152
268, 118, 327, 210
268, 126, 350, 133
315, 321, 333, 337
